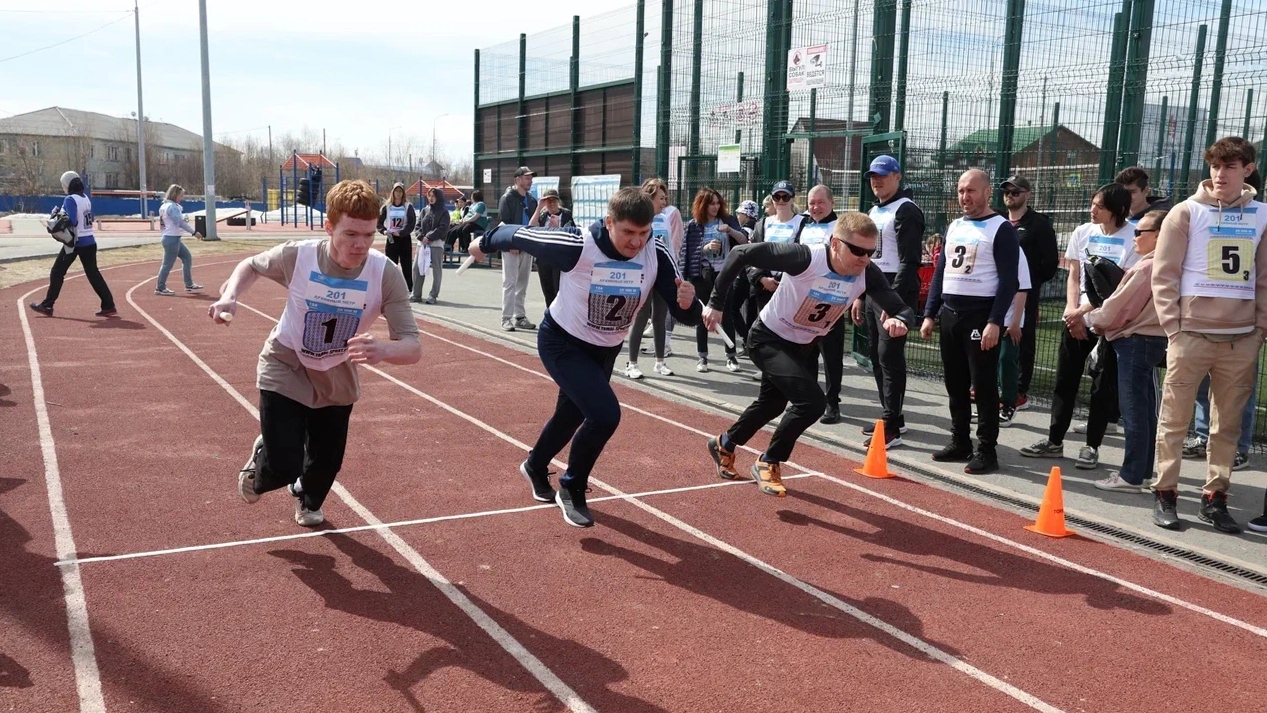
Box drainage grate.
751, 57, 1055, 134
422, 311, 1267, 591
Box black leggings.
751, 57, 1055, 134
691, 273, 736, 358
256, 389, 354, 510
1047, 325, 1119, 448
526, 317, 622, 490
725, 321, 825, 463
383, 236, 413, 291
39, 243, 115, 310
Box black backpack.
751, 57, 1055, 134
1084, 253, 1127, 307
46, 207, 76, 247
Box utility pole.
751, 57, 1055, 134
133, 0, 148, 219
197, 0, 218, 239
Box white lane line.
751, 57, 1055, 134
123, 280, 597, 713
413, 316, 1267, 639
18, 284, 106, 713
231, 305, 1064, 711
57, 474, 814, 567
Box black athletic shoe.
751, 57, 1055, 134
28, 302, 53, 316
519, 460, 556, 503
819, 404, 841, 424
1198, 491, 1241, 534
1152, 489, 1181, 530
862, 422, 908, 436
556, 485, 594, 528
931, 441, 974, 462
95, 308, 118, 318
964, 448, 999, 475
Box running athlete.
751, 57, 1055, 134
469, 188, 701, 527
212, 180, 422, 527
702, 212, 915, 497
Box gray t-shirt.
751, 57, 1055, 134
249, 240, 419, 408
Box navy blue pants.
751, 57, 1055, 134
526, 316, 622, 490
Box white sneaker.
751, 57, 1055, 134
726, 357, 742, 373
653, 361, 673, 376
624, 362, 644, 380
641, 344, 673, 357
642, 325, 654, 338
294, 501, 325, 527
1093, 472, 1145, 493
695, 358, 709, 373
238, 435, 263, 504
1073, 421, 1119, 434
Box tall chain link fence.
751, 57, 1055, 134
478, 0, 1267, 445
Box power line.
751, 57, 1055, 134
0, 14, 132, 65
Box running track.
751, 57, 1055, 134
2, 253, 1265, 713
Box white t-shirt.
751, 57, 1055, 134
1064, 221, 1140, 308
1005, 250, 1032, 327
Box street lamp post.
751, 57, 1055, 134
431, 113, 453, 169
133, 0, 148, 219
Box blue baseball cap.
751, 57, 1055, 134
864, 155, 902, 178
771, 180, 795, 197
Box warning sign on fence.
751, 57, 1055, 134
787, 44, 827, 91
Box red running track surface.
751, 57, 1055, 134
2, 255, 1265, 713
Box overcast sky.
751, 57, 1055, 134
0, 0, 631, 165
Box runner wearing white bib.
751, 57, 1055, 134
1020, 183, 1137, 469
857, 155, 925, 446
29, 171, 118, 318
212, 180, 421, 528
703, 212, 915, 497
920, 170, 1020, 475
1149, 137, 1267, 534
470, 188, 701, 528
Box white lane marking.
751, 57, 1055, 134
232, 303, 1064, 711
18, 284, 106, 713
412, 316, 1267, 639
123, 279, 597, 713
58, 474, 813, 567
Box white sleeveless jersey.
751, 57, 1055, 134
869, 197, 912, 273
797, 219, 835, 246
762, 214, 803, 244
549, 234, 660, 347
385, 205, 408, 234
275, 241, 387, 372
68, 194, 94, 238
1179, 199, 1267, 300
941, 214, 1008, 297
760, 245, 866, 344
652, 211, 677, 267
1005, 250, 1032, 328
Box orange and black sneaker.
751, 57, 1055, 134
707, 435, 741, 480
751, 460, 786, 497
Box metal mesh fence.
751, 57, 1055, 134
478, 0, 1267, 446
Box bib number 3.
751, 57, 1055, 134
947, 241, 978, 275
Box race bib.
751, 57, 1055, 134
386, 206, 407, 233
800, 223, 831, 246
1085, 232, 1128, 263
652, 215, 669, 243
587, 261, 643, 332
300, 272, 368, 358
765, 221, 794, 244
1206, 212, 1257, 283
945, 237, 979, 275
792, 272, 855, 328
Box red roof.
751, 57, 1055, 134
406, 179, 465, 203
280, 153, 337, 171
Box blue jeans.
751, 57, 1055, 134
156, 235, 193, 290
1113, 335, 1167, 486
1194, 370, 1258, 454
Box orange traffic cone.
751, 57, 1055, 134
1024, 466, 1074, 538
854, 420, 895, 479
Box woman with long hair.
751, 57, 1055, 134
412, 187, 450, 304
681, 187, 747, 373
377, 182, 417, 290
625, 177, 683, 379
154, 184, 204, 295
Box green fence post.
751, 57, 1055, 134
632, 0, 645, 184
473, 49, 481, 191
517, 33, 527, 168
868, 0, 897, 134
1118, 0, 1156, 169
1241, 88, 1253, 138
893, 0, 912, 133
570, 18, 581, 186
1047, 101, 1060, 207
777, 0, 794, 181
733, 71, 744, 206
1099, 8, 1129, 184
1204, 0, 1232, 150
761, 0, 779, 183
655, 0, 673, 180
1181, 25, 1207, 193
935, 90, 949, 231
993, 0, 1026, 204
688, 0, 703, 186
807, 88, 817, 192
1152, 95, 1168, 179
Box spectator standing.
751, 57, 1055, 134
1000, 175, 1059, 410
154, 183, 204, 296
377, 182, 417, 291
532, 188, 575, 306
626, 178, 682, 379
1115, 166, 1173, 224
412, 187, 450, 304
496, 167, 539, 331
681, 187, 747, 373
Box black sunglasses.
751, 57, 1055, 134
772, 194, 792, 202
834, 237, 875, 257
1133, 228, 1158, 237
1003, 190, 1027, 197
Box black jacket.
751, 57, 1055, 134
1010, 207, 1060, 287
534, 208, 576, 229
377, 201, 417, 241
1129, 195, 1173, 223
496, 188, 538, 227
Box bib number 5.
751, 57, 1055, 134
1207, 239, 1251, 282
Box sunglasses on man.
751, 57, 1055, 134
832, 237, 876, 257
1133, 227, 1158, 237
1003, 190, 1028, 197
